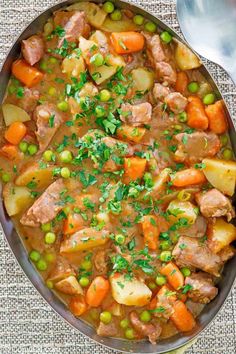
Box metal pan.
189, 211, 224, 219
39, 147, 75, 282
0, 1, 235, 353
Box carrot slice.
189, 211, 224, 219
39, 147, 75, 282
116, 124, 146, 143
0, 144, 19, 160
170, 300, 196, 332
86, 276, 110, 307
5, 122, 27, 145
12, 59, 43, 88
175, 71, 188, 94
141, 215, 159, 250
111, 32, 145, 54
205, 100, 228, 134
172, 168, 206, 187
69, 296, 88, 316
160, 262, 184, 290
124, 157, 146, 182
187, 96, 208, 130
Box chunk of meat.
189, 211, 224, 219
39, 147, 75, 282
165, 92, 188, 114
21, 35, 44, 66
102, 136, 134, 156
120, 102, 152, 127
153, 83, 170, 101
172, 236, 222, 276
195, 189, 235, 221
57, 11, 90, 47
179, 216, 207, 238
174, 131, 220, 163
143, 33, 176, 84
151, 103, 176, 130
129, 311, 162, 344
185, 272, 218, 304
94, 249, 108, 274
97, 321, 118, 337
218, 245, 235, 262
18, 88, 40, 113
33, 103, 63, 152
48, 256, 75, 283
20, 179, 65, 227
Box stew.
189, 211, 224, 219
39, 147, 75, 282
0, 1, 236, 344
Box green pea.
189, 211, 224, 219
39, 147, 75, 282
120, 318, 129, 329
27, 144, 38, 156
59, 150, 73, 163
148, 281, 157, 290
45, 252, 56, 263
133, 14, 144, 25
36, 259, 48, 271
174, 124, 182, 131
43, 150, 53, 162
155, 274, 167, 286
110, 9, 122, 21
29, 250, 41, 262
160, 31, 172, 44
115, 234, 126, 245
90, 53, 104, 67
46, 280, 54, 289
125, 328, 135, 340
79, 277, 90, 287
187, 81, 199, 93
160, 251, 172, 262
49, 57, 58, 64
95, 106, 106, 117
223, 148, 233, 160
103, 1, 115, 13
139, 310, 151, 323
1, 172, 11, 183
81, 259, 92, 271
144, 21, 157, 33
60, 167, 71, 179
180, 267, 191, 277
48, 87, 56, 96
100, 89, 111, 102
100, 311, 112, 324
40, 60, 48, 71
19, 141, 28, 153
159, 240, 171, 250
203, 93, 215, 105
57, 101, 69, 112
220, 134, 228, 147
41, 222, 51, 232
178, 111, 188, 123
45, 232, 56, 244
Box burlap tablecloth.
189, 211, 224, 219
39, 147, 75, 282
0, 1, 236, 353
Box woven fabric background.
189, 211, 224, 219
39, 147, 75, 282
0, 1, 236, 353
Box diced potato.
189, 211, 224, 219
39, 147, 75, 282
2, 103, 31, 126
175, 41, 201, 70
207, 218, 236, 253
142, 168, 171, 200
79, 82, 98, 98
62, 52, 85, 78
3, 183, 32, 216
67, 2, 107, 28
79, 37, 97, 62
90, 30, 108, 49
167, 200, 198, 225
55, 275, 84, 295
15, 162, 54, 188
89, 54, 125, 85
110, 273, 152, 306
101, 17, 138, 32
202, 158, 236, 196
60, 228, 109, 254
116, 124, 146, 143
131, 68, 154, 92
106, 302, 123, 317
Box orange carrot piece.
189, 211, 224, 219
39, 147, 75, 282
160, 262, 184, 290
86, 276, 110, 307
69, 296, 88, 316
141, 215, 159, 250
175, 71, 188, 94
205, 99, 228, 134
63, 213, 84, 235
0, 144, 19, 160
116, 124, 146, 143
110, 32, 145, 54
172, 168, 206, 187
124, 157, 146, 182
12, 59, 43, 88
187, 96, 208, 130
170, 300, 196, 332
5, 122, 27, 145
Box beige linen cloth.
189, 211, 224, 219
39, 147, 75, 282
0, 0, 236, 353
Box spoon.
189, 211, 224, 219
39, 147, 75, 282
176, 0, 236, 84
